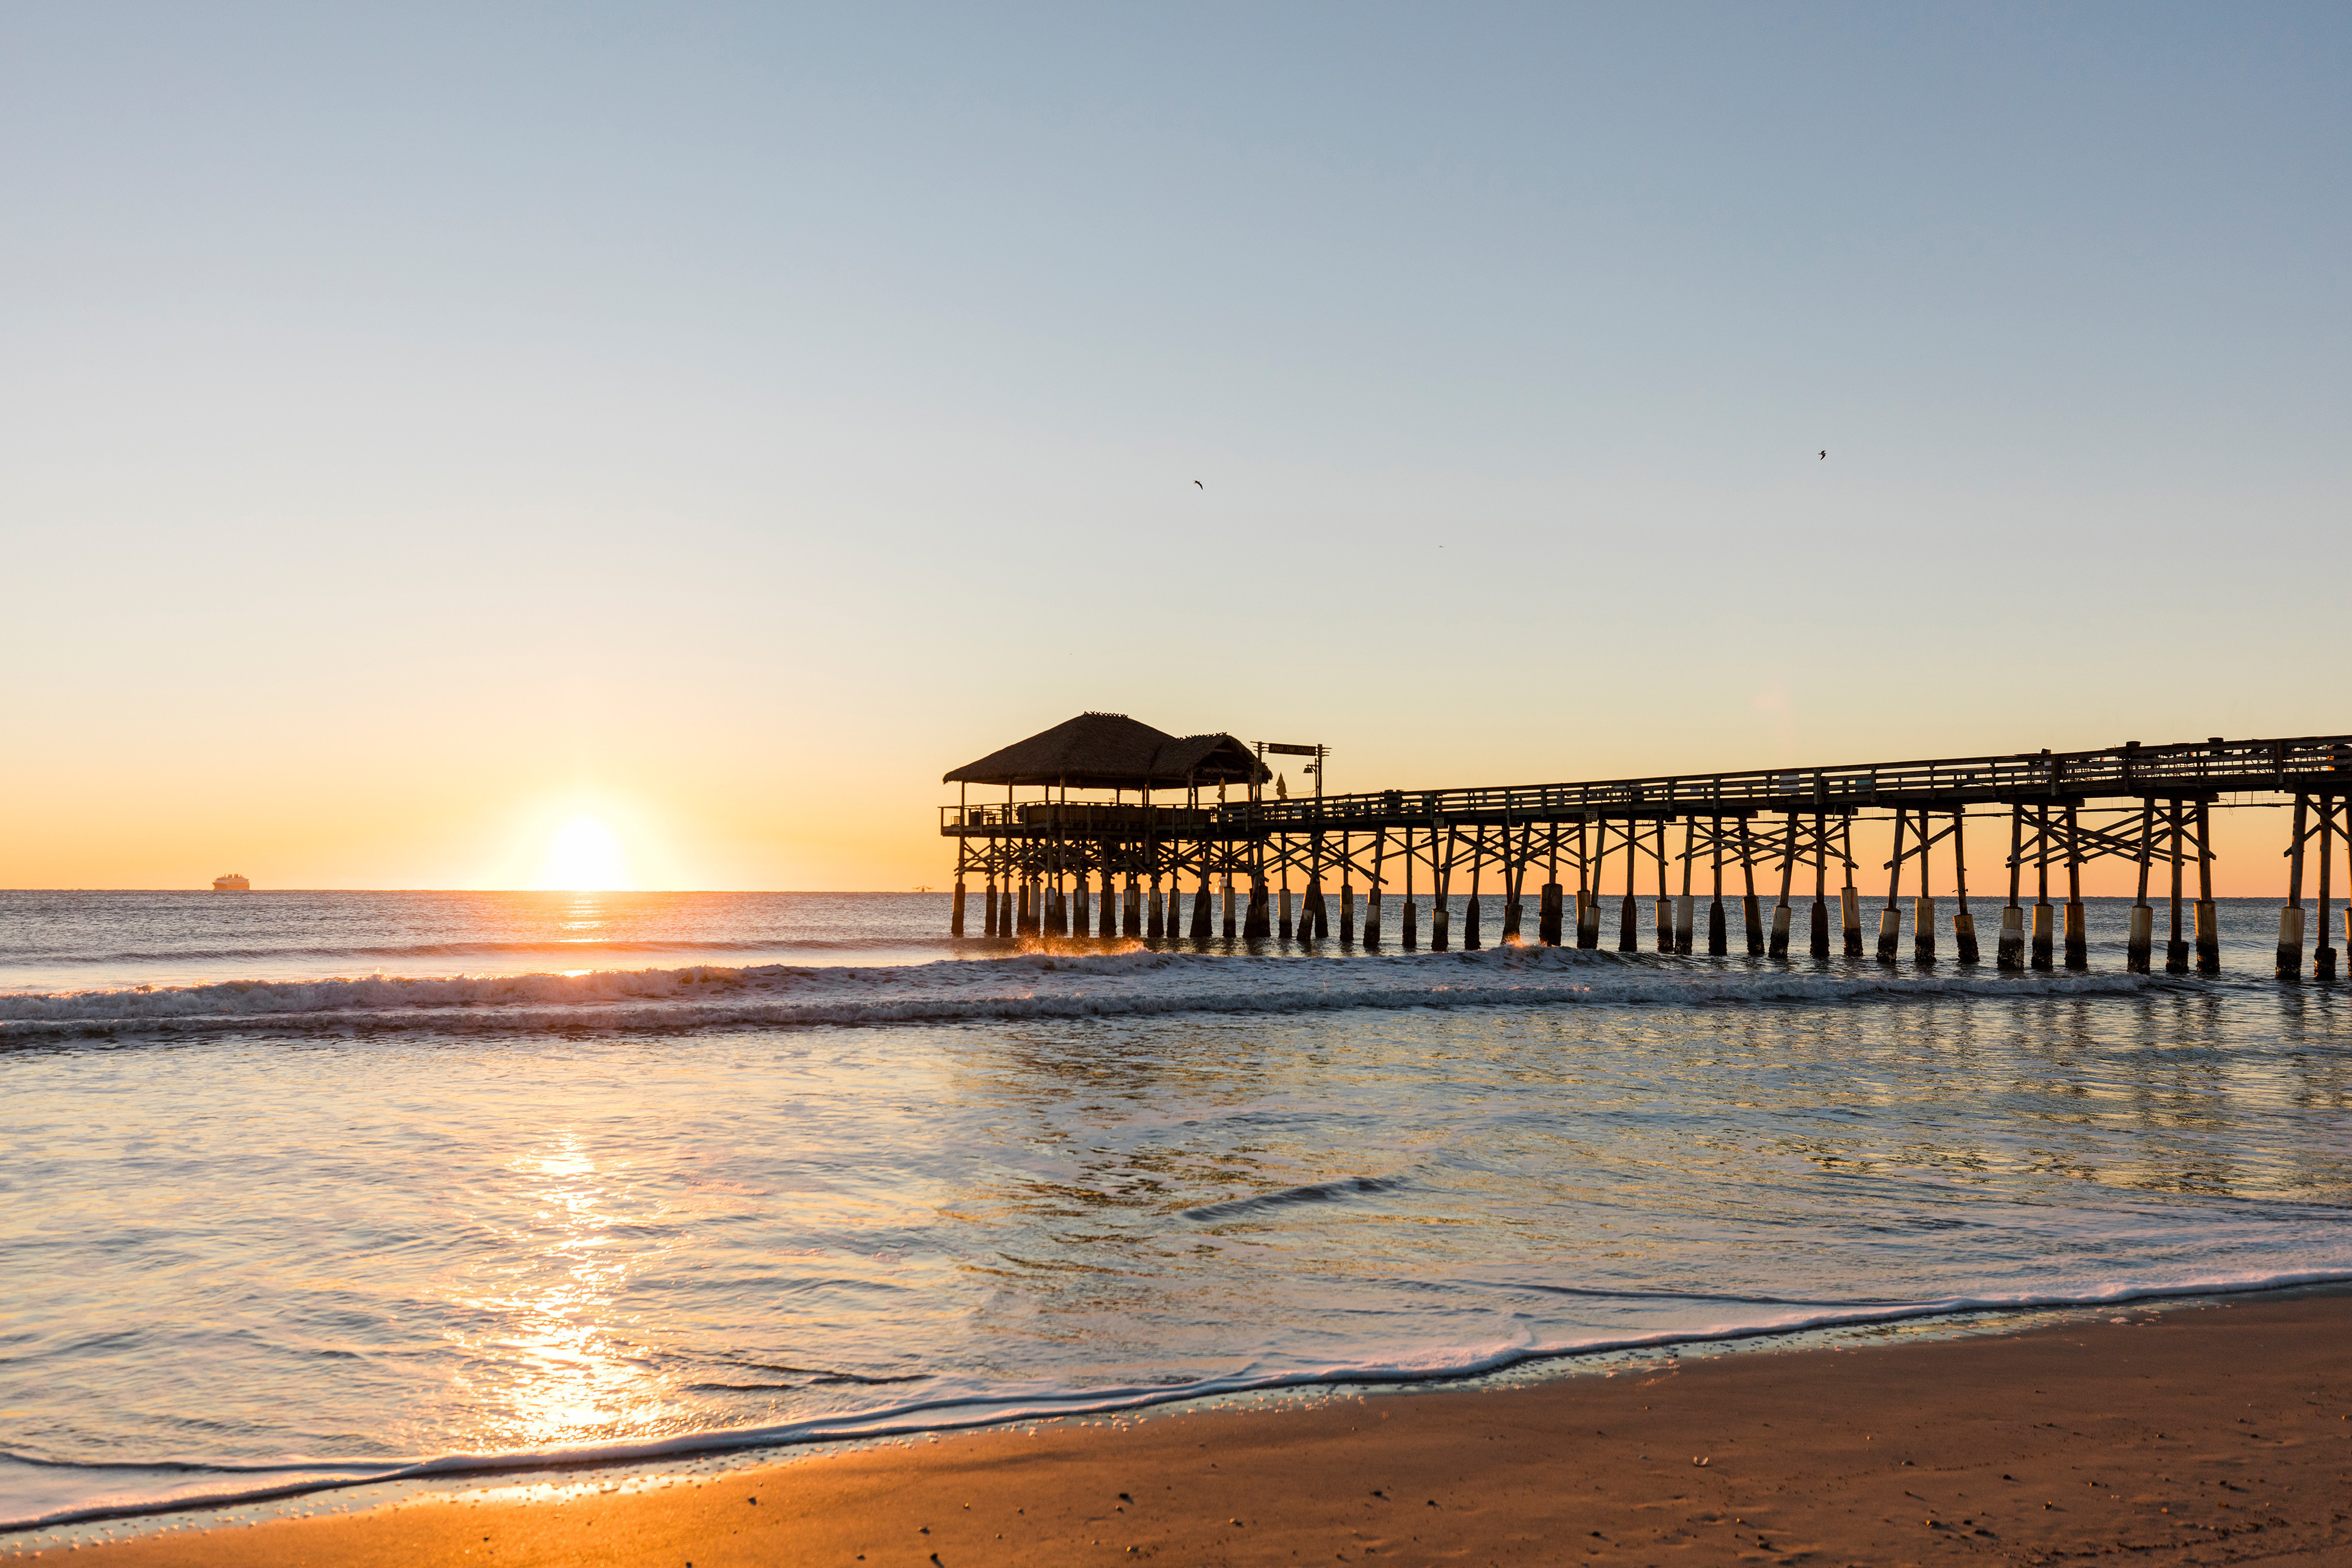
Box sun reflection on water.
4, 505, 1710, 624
450, 1134, 671, 1450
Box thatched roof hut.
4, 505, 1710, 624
944, 713, 1268, 791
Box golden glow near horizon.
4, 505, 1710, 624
532, 815, 632, 892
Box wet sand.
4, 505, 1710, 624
31, 1289, 2351, 1566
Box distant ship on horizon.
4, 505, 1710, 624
212, 874, 250, 892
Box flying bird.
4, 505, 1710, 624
1819, 450, 1826, 460
1194, 480, 1204, 488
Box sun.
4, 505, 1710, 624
532, 815, 632, 891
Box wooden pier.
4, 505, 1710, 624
942, 714, 2352, 981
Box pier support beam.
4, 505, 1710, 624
2278, 793, 2309, 979
1708, 815, 1728, 956
952, 878, 967, 937
1769, 811, 1796, 959
1219, 875, 1235, 941
1619, 823, 1640, 953
1101, 874, 1118, 938
1912, 811, 1933, 965
1247, 878, 1271, 940
2031, 805, 2054, 971
1147, 881, 1164, 940
1278, 885, 1293, 941
1464, 843, 1483, 951
1739, 817, 1765, 955
1192, 878, 1212, 942
1809, 811, 1830, 959
1953, 810, 1979, 964
2316, 794, 2338, 984
1878, 808, 1906, 964
2127, 801, 2154, 973
984, 880, 998, 938
2063, 804, 2087, 971
2165, 800, 2190, 973
1122, 876, 1141, 938
2195, 802, 2219, 974
1540, 882, 1563, 948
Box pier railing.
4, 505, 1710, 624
1228, 734, 2352, 830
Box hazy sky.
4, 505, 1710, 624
5, 4, 2344, 891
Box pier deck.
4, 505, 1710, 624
940, 718, 2351, 981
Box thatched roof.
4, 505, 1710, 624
944, 713, 1269, 790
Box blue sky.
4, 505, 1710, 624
4, 4, 2344, 887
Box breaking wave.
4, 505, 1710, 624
0, 945, 2157, 1041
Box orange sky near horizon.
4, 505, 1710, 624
5, 11, 2344, 901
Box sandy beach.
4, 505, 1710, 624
31, 1287, 2348, 1567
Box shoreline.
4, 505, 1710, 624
26, 1283, 2350, 1566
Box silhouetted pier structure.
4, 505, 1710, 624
943, 714, 2352, 981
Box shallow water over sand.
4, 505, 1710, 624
2, 892, 2346, 1529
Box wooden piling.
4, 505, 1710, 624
1708, 815, 1728, 955
1739, 816, 1765, 954
1278, 884, 1294, 942
1619, 822, 1641, 953
1952, 810, 1979, 964
1809, 811, 1830, 959
2317, 795, 2338, 983
1769, 810, 1795, 958
1539, 823, 1563, 946
1653, 820, 1673, 954
984, 880, 999, 938
1365, 829, 1387, 948
1147, 881, 1164, 940
1101, 873, 1117, 938
952, 878, 967, 937
2278, 793, 2308, 979
1433, 825, 1454, 951
1913, 810, 1934, 965
1677, 818, 1698, 955
2127, 801, 2154, 973
1840, 818, 1863, 958
2194, 801, 2219, 974
1998, 807, 2025, 969
2063, 803, 2087, 971
2166, 799, 2190, 974
1878, 808, 1906, 962
1402, 830, 1419, 950
2032, 805, 2055, 971
1465, 837, 1484, 951
1192, 878, 1213, 942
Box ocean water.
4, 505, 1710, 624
1, 890, 2347, 1533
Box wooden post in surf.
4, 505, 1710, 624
1463, 827, 1483, 951
2166, 799, 2190, 973
2314, 794, 2338, 983
1999, 807, 2026, 969
1739, 815, 1765, 954
1878, 808, 1906, 964
1619, 821, 1641, 953
1432, 821, 1454, 952
2063, 802, 2088, 971
2127, 801, 2155, 973
1912, 809, 1934, 965
2032, 804, 2055, 971
2194, 800, 2219, 974
1401, 824, 1419, 951
1952, 810, 1979, 964
1675, 818, 1696, 955
1840, 817, 1863, 957
1769, 810, 1795, 958
1810, 811, 1831, 958
2278, 793, 2309, 979
1707, 814, 1728, 955
1540, 820, 1563, 947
